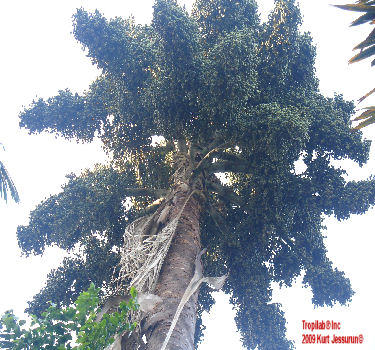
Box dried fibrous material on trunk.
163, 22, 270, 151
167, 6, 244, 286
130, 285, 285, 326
106, 186, 199, 349
118, 190, 196, 294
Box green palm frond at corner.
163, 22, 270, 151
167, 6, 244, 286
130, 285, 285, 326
0, 160, 19, 203
335, 3, 375, 13
334, 1, 375, 64
353, 105, 375, 129
335, 1, 375, 129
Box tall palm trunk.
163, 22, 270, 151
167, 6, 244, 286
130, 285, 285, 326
143, 183, 202, 350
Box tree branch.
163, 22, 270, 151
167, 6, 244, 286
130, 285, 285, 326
207, 203, 229, 237
200, 130, 226, 157
206, 181, 243, 206
191, 143, 230, 178
124, 188, 167, 198
188, 142, 203, 160
206, 160, 248, 173
205, 151, 255, 174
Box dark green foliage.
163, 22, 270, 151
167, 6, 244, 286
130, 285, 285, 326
192, 0, 259, 46
304, 95, 370, 164
19, 83, 108, 142
17, 166, 139, 256
0, 284, 138, 350
25, 252, 118, 318
17, 166, 147, 316
149, 0, 204, 139
17, 0, 375, 349
303, 262, 353, 307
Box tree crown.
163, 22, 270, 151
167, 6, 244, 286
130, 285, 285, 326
17, 1, 375, 349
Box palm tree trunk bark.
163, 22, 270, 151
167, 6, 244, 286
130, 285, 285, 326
143, 183, 202, 350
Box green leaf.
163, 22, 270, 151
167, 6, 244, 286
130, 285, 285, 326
357, 1, 375, 5
0, 161, 20, 203
0, 285, 137, 349
129, 286, 137, 299
358, 87, 375, 103
353, 27, 375, 50
335, 4, 375, 12
350, 12, 375, 26
349, 44, 375, 63
353, 114, 375, 129
354, 107, 375, 120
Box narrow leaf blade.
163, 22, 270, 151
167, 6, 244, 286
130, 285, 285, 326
353, 27, 375, 50
335, 4, 375, 12
353, 107, 375, 120
353, 115, 375, 129
358, 87, 375, 103
349, 44, 375, 64
351, 12, 375, 26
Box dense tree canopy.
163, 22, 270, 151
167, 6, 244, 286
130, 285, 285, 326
17, 0, 375, 349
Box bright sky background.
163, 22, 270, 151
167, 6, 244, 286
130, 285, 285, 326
0, 1, 375, 349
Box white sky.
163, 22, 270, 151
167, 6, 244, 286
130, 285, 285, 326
0, 1, 374, 349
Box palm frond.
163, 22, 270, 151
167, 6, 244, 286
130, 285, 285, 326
351, 12, 375, 26
352, 107, 375, 129
335, 4, 375, 12
0, 161, 20, 203
358, 87, 375, 103
337, 2, 375, 128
